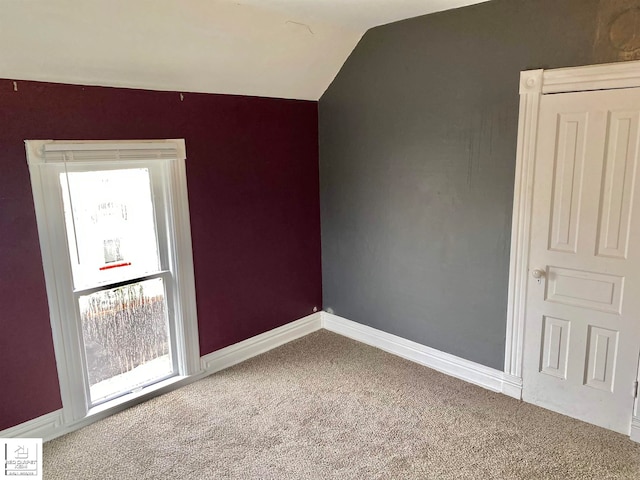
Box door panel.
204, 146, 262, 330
540, 316, 570, 379
584, 325, 618, 392
548, 112, 587, 254
522, 88, 640, 435
596, 110, 639, 259
545, 266, 623, 313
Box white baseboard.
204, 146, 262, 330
0, 409, 63, 442
200, 312, 322, 374
2, 312, 322, 442
5, 311, 635, 444
5, 312, 523, 442
500, 373, 523, 400
631, 417, 640, 443
322, 312, 522, 399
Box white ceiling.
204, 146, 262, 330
0, 0, 489, 100
237, 0, 489, 30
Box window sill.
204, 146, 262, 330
64, 371, 205, 436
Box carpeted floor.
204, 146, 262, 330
44, 330, 640, 479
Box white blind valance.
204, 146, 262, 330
26, 139, 186, 165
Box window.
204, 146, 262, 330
26, 140, 200, 423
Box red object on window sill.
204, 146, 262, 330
99, 262, 132, 271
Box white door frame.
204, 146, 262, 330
505, 60, 640, 440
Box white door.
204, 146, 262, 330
522, 87, 640, 434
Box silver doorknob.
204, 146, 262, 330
531, 268, 546, 279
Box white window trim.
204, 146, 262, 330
26, 139, 201, 427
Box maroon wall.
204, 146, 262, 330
0, 79, 322, 431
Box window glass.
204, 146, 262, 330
60, 168, 161, 289
79, 277, 173, 404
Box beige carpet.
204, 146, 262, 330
44, 330, 640, 479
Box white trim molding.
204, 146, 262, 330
542, 61, 640, 94
10, 308, 637, 441
201, 312, 322, 374
2, 313, 322, 442
631, 417, 640, 443
505, 60, 640, 389
0, 410, 63, 442
323, 313, 522, 399
505, 68, 543, 383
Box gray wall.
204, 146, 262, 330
319, 0, 639, 369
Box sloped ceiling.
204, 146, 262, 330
0, 0, 489, 100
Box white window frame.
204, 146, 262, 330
26, 139, 200, 427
